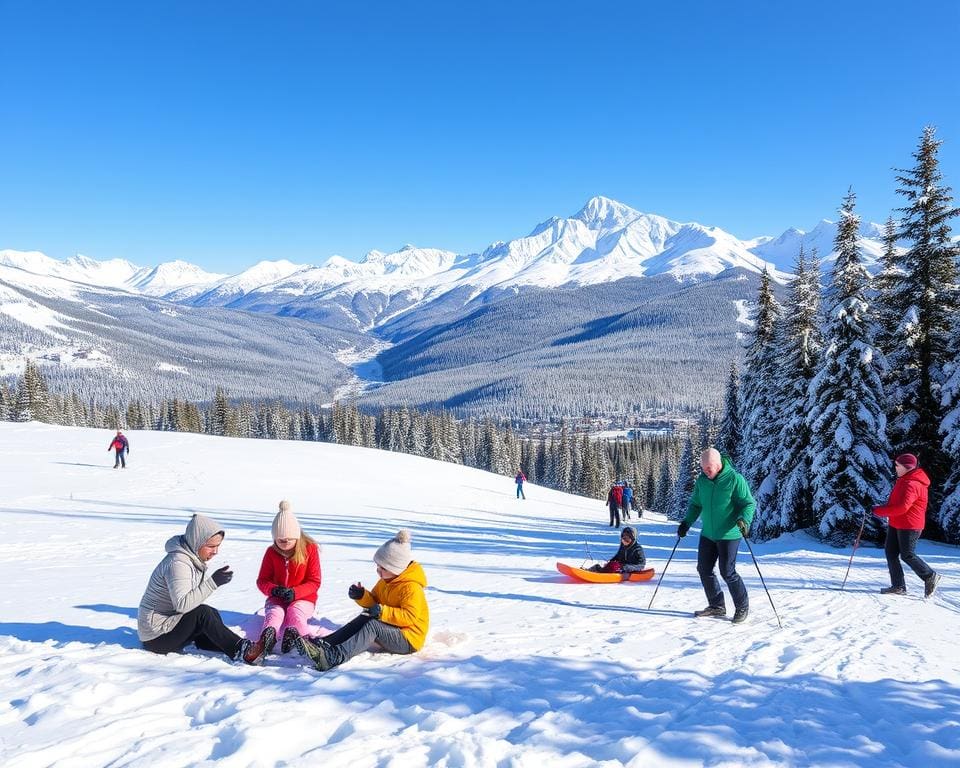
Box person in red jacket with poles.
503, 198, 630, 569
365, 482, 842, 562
108, 430, 129, 469
243, 500, 321, 664
872, 453, 940, 598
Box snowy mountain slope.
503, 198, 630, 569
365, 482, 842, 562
0, 263, 366, 400
0, 249, 140, 288
750, 219, 891, 271
1, 422, 958, 767
123, 259, 229, 298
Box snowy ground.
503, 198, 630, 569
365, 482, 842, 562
0, 423, 958, 767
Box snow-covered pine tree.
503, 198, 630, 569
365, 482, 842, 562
738, 269, 783, 519
807, 189, 890, 542
211, 387, 230, 437
669, 437, 696, 521
872, 217, 903, 369
887, 127, 960, 523
15, 360, 50, 422
716, 362, 741, 462
768, 247, 823, 537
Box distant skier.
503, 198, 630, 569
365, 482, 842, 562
515, 470, 526, 499
872, 453, 940, 598
108, 430, 129, 469
677, 448, 755, 624
606, 483, 623, 528
620, 482, 633, 521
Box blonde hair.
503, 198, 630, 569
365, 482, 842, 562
274, 530, 318, 566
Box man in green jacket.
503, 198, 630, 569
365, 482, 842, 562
677, 448, 756, 624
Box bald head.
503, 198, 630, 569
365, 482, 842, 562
701, 448, 723, 479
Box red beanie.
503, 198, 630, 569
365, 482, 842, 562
895, 453, 918, 471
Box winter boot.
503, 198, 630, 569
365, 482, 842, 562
242, 626, 276, 665
234, 639, 255, 664
731, 607, 749, 624
296, 635, 334, 671
880, 585, 907, 595
694, 605, 726, 618
924, 572, 941, 598
281, 626, 300, 654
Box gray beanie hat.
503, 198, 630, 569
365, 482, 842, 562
373, 529, 412, 575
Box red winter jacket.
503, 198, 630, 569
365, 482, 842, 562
256, 542, 321, 604
873, 467, 930, 531
607, 486, 623, 506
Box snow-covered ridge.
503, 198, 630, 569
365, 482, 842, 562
1, 196, 893, 328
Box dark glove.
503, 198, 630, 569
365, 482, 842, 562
348, 583, 364, 600
677, 521, 690, 538
364, 603, 382, 619
212, 566, 233, 586
737, 519, 749, 537
271, 586, 295, 603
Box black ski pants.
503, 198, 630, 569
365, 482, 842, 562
697, 536, 748, 612
142, 604, 242, 659
322, 614, 414, 667
885, 526, 934, 588
608, 501, 620, 527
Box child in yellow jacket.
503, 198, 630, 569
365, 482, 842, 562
297, 529, 429, 671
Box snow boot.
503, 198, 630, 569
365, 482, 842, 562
731, 607, 749, 624
234, 639, 256, 664
242, 627, 276, 665
924, 572, 941, 598
296, 635, 334, 671
694, 606, 726, 618
281, 626, 300, 654
880, 585, 907, 595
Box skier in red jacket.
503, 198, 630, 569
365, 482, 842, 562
242, 500, 322, 664
107, 430, 129, 468
872, 453, 940, 597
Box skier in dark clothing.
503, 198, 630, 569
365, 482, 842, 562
108, 430, 129, 469
606, 484, 623, 528
589, 526, 646, 577
873, 453, 940, 597
515, 470, 526, 499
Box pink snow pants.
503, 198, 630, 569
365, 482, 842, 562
261, 599, 314, 635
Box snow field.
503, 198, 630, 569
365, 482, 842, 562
0, 422, 958, 767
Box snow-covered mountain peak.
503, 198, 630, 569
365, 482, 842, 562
126, 260, 228, 297
573, 196, 643, 230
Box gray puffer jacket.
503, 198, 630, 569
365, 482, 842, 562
137, 514, 224, 642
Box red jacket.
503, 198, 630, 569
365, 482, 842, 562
873, 468, 930, 531
256, 542, 321, 604
608, 485, 623, 506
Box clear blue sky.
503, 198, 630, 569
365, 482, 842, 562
2, 1, 958, 272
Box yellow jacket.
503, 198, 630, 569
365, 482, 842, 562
356, 561, 429, 650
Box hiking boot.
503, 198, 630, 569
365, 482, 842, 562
234, 639, 255, 663
694, 605, 727, 618
281, 626, 300, 654
880, 585, 907, 595
242, 626, 276, 665
924, 572, 941, 598
732, 607, 749, 624
296, 635, 334, 671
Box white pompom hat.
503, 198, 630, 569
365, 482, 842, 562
272, 499, 301, 541
374, 529, 412, 575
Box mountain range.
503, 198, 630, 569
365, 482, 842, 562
0, 196, 895, 418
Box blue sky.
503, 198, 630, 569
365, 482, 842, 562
2, 1, 958, 272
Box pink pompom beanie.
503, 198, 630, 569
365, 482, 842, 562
272, 500, 301, 541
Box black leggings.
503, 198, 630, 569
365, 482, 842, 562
142, 604, 242, 659
884, 526, 934, 588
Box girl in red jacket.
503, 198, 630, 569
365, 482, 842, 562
243, 500, 321, 664
872, 453, 940, 598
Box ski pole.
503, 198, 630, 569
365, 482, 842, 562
840, 507, 868, 591
741, 535, 783, 629
647, 536, 681, 610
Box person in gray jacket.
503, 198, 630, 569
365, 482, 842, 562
138, 513, 252, 661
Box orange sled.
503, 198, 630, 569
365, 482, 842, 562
556, 562, 656, 583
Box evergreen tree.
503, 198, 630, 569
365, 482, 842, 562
211, 387, 230, 437
887, 127, 960, 523
807, 190, 890, 542
765, 247, 823, 537
738, 269, 783, 519
669, 437, 696, 521
15, 360, 50, 422
716, 362, 741, 462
